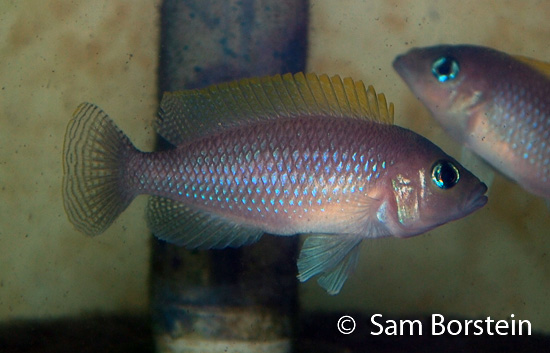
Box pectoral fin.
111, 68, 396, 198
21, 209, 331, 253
297, 234, 362, 295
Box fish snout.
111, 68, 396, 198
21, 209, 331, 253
392, 54, 407, 75
464, 182, 488, 214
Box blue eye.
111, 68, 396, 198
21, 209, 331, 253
431, 160, 460, 189
431, 56, 459, 82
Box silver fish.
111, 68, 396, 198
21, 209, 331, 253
393, 44, 550, 199
63, 73, 487, 294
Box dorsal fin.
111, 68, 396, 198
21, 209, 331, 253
514, 55, 550, 78
157, 72, 394, 146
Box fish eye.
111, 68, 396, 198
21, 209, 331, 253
431, 160, 460, 189
431, 56, 460, 82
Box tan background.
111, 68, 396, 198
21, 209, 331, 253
2, 0, 550, 333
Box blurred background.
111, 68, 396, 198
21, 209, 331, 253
1, 0, 550, 336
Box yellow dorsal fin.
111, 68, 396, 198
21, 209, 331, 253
514, 55, 550, 78
158, 72, 394, 146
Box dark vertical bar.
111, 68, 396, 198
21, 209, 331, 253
152, 1, 308, 352
159, 0, 308, 91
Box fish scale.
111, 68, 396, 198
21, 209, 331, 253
393, 44, 550, 198
491, 81, 550, 176
63, 73, 487, 294
127, 117, 388, 236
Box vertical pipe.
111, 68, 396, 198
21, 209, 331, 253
152, 1, 308, 352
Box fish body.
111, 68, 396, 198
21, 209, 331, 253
63, 73, 487, 294
393, 44, 550, 198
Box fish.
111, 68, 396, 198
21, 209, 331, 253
62, 72, 488, 294
393, 44, 550, 199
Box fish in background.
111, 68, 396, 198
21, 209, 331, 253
393, 44, 550, 199
62, 73, 487, 294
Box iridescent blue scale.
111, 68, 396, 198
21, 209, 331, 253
490, 76, 550, 184
134, 115, 399, 228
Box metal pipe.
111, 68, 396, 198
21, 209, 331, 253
153, 1, 308, 352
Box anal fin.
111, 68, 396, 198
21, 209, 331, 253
147, 196, 264, 249
297, 234, 362, 295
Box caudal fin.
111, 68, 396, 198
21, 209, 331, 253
63, 103, 137, 235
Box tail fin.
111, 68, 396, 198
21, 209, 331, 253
63, 103, 137, 235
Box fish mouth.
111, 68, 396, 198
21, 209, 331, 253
392, 54, 419, 89
392, 55, 407, 76
463, 182, 488, 215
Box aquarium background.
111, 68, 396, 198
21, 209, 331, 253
2, 0, 550, 333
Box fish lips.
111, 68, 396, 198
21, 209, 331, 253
392, 52, 430, 94
463, 182, 488, 215
392, 53, 413, 81
392, 54, 407, 74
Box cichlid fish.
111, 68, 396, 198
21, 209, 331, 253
63, 73, 487, 294
393, 44, 550, 199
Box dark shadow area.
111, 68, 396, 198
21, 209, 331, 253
0, 315, 154, 353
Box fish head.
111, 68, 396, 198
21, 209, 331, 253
383, 138, 488, 238
393, 45, 495, 144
